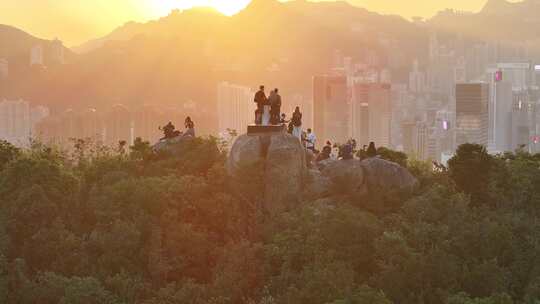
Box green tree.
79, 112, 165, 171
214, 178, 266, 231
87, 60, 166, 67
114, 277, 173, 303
448, 144, 493, 204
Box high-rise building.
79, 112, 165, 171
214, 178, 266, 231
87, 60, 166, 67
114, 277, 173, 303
0, 59, 8, 79
511, 91, 532, 151
313, 75, 349, 143
409, 59, 427, 94
30, 45, 44, 66
490, 81, 513, 153
30, 105, 50, 137
217, 82, 256, 134
367, 83, 392, 147
0, 99, 31, 146
352, 82, 391, 147
105, 105, 132, 147
456, 83, 489, 147
133, 105, 165, 143
51, 39, 65, 64
78, 108, 102, 143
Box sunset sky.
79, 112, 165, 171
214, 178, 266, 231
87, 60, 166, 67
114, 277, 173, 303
0, 0, 494, 46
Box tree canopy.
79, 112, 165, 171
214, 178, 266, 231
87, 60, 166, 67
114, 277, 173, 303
0, 139, 539, 303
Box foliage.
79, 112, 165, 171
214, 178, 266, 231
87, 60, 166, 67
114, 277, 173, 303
0, 140, 540, 303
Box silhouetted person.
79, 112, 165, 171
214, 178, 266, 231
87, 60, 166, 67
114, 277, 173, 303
339, 140, 354, 160
184, 116, 195, 137
280, 113, 288, 124
316, 144, 332, 162
269, 88, 282, 124
160, 122, 176, 140
366, 141, 377, 157
291, 107, 302, 139
254, 85, 267, 125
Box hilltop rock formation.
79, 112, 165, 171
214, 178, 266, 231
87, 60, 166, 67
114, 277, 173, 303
360, 157, 418, 194
228, 132, 306, 214
228, 131, 418, 210
305, 157, 418, 200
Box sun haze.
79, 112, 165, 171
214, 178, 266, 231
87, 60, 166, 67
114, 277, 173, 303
0, 0, 491, 46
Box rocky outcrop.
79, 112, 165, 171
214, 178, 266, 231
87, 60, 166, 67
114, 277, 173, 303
228, 132, 418, 209
305, 157, 418, 200
228, 132, 307, 214
153, 136, 193, 154
360, 157, 418, 194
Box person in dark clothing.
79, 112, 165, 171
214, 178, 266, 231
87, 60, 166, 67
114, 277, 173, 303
269, 88, 282, 125
366, 141, 377, 157
184, 117, 195, 137
254, 85, 267, 125
291, 107, 302, 139
280, 113, 288, 124
316, 144, 332, 162
160, 122, 176, 140
339, 140, 354, 160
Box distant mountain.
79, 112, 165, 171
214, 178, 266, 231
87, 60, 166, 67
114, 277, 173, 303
429, 0, 540, 45
0, 24, 73, 70
2, 0, 426, 133
72, 7, 227, 53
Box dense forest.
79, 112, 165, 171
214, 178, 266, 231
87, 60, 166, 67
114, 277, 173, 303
1, 137, 540, 304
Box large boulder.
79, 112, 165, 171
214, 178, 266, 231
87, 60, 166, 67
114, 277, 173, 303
321, 159, 367, 195
360, 157, 418, 194
152, 136, 194, 154
304, 169, 332, 200
305, 157, 418, 200
228, 132, 307, 214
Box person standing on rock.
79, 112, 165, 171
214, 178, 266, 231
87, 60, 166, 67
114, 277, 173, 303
183, 116, 195, 137
306, 128, 317, 152
366, 141, 377, 158
269, 88, 282, 125
254, 85, 267, 125
291, 106, 302, 139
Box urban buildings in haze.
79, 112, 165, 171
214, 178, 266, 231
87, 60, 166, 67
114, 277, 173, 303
455, 83, 490, 147
0, 99, 49, 147
313, 75, 349, 144
217, 82, 256, 135
0, 59, 8, 79
30, 45, 44, 66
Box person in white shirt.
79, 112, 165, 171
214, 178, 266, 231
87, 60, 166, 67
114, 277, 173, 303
306, 128, 316, 152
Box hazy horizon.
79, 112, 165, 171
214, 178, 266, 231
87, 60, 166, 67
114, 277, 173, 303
1, 0, 499, 46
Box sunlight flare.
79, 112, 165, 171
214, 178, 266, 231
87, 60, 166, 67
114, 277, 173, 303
150, 0, 252, 16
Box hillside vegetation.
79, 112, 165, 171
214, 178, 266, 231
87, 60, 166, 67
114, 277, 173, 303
0, 138, 540, 303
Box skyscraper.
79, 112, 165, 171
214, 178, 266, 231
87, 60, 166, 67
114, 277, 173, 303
313, 75, 349, 143
217, 82, 256, 134
456, 83, 489, 147
352, 82, 392, 147
30, 45, 44, 66
105, 105, 132, 147
0, 99, 31, 146
0, 59, 8, 79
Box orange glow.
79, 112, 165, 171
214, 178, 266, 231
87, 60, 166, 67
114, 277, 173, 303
149, 0, 252, 16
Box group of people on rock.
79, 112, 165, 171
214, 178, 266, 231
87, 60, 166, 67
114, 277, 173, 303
253, 85, 380, 164
159, 116, 195, 141
311, 139, 378, 164
254, 85, 305, 140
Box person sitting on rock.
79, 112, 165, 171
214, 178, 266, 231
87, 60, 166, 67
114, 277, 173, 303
316, 144, 332, 162
366, 141, 377, 158
160, 121, 176, 140
183, 116, 195, 137
339, 140, 354, 160
280, 113, 288, 125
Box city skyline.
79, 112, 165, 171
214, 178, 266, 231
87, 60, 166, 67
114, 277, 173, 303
1, 0, 506, 46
